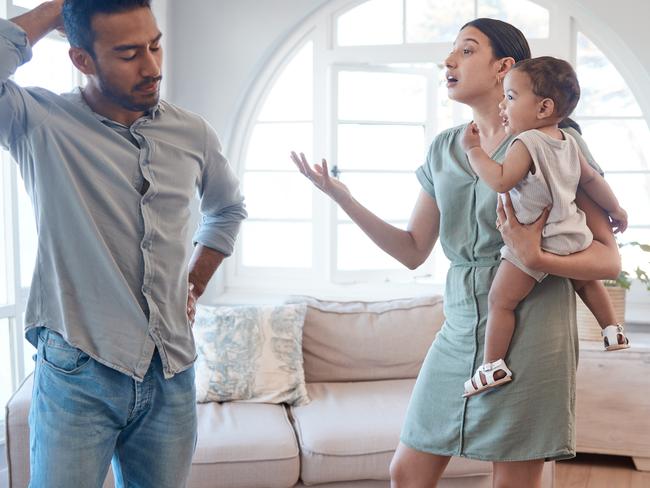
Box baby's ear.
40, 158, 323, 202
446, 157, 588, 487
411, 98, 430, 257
537, 98, 555, 120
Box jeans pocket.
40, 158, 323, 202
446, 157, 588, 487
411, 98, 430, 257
39, 329, 92, 374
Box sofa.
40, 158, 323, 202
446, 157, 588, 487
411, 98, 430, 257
5, 295, 555, 487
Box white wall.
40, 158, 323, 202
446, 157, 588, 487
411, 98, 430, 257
152, 0, 170, 98
165, 0, 650, 149
167, 0, 329, 143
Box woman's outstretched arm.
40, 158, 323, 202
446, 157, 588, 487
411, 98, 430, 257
291, 152, 440, 270
497, 191, 620, 280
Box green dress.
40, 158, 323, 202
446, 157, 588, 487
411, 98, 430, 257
400, 124, 599, 462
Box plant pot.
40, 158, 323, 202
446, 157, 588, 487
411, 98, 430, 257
576, 285, 626, 341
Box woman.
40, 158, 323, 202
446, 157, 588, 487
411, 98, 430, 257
292, 18, 619, 487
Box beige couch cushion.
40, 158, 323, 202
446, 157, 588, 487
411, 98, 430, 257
189, 401, 300, 488
290, 380, 492, 485
5, 374, 32, 488
293, 295, 444, 382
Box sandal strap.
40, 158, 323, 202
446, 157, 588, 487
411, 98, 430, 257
464, 375, 480, 394
479, 358, 512, 385
602, 324, 628, 346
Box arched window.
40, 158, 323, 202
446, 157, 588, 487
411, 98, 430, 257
229, 0, 650, 303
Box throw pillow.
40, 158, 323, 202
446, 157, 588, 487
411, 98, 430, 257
193, 303, 310, 406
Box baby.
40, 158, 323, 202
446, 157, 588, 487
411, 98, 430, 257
460, 56, 629, 397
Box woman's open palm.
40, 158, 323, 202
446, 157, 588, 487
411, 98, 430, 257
290, 151, 351, 204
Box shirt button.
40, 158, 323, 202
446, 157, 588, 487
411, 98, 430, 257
142, 286, 151, 295
141, 240, 151, 251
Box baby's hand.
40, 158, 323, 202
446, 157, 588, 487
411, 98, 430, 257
609, 206, 628, 234
461, 123, 481, 153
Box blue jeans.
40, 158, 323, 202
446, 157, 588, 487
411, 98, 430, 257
29, 328, 197, 488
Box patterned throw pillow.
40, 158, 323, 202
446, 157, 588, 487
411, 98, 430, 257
193, 303, 310, 406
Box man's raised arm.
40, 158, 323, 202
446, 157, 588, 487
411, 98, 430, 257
0, 1, 63, 148
10, 0, 63, 46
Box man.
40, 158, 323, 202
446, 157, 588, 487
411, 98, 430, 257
0, 1, 246, 486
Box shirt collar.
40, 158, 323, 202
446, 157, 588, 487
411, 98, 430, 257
69, 87, 165, 127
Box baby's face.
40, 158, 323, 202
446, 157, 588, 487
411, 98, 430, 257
498, 70, 544, 135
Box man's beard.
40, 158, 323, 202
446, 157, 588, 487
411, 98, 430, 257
97, 69, 162, 113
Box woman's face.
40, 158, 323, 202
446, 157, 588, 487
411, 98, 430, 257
444, 26, 503, 105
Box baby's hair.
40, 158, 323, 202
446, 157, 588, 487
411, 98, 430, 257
511, 56, 580, 119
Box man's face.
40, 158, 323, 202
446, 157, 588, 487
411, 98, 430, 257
89, 7, 163, 113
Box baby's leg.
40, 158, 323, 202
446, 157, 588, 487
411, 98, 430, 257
572, 279, 628, 347
572, 279, 617, 328
485, 260, 538, 364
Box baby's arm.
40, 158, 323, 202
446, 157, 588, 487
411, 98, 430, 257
578, 151, 628, 233
461, 123, 533, 193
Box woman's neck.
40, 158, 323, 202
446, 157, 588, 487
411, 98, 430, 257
471, 101, 505, 140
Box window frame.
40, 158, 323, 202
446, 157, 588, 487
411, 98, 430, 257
1, 0, 85, 441
226, 0, 568, 297
224, 0, 650, 320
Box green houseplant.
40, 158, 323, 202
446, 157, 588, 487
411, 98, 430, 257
605, 241, 650, 291
577, 240, 650, 341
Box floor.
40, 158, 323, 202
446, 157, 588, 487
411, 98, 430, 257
556, 454, 650, 487
1, 453, 649, 487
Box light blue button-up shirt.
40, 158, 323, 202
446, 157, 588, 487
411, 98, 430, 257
0, 19, 247, 380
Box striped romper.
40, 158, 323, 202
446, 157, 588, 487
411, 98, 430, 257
500, 129, 593, 281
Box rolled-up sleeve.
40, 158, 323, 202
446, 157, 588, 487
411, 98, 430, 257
416, 134, 444, 200
0, 18, 34, 148
192, 121, 247, 256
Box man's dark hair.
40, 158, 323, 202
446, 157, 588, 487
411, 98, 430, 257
63, 0, 152, 55
512, 56, 581, 120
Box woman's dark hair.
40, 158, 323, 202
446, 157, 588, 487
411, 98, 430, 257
460, 18, 581, 133
461, 18, 531, 63
63, 0, 152, 56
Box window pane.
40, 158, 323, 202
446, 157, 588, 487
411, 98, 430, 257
243, 172, 312, 220
17, 174, 37, 288
576, 32, 642, 117
337, 0, 403, 46
246, 122, 312, 170
579, 119, 650, 173
477, 0, 549, 39
13, 37, 75, 95
338, 223, 403, 270
0, 158, 9, 305
12, 0, 41, 8
431, 242, 450, 283
338, 173, 420, 222
339, 71, 427, 123
241, 221, 311, 268
406, 0, 473, 43
0, 318, 13, 411
258, 42, 313, 122
617, 228, 650, 276
338, 124, 426, 171
603, 173, 650, 227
